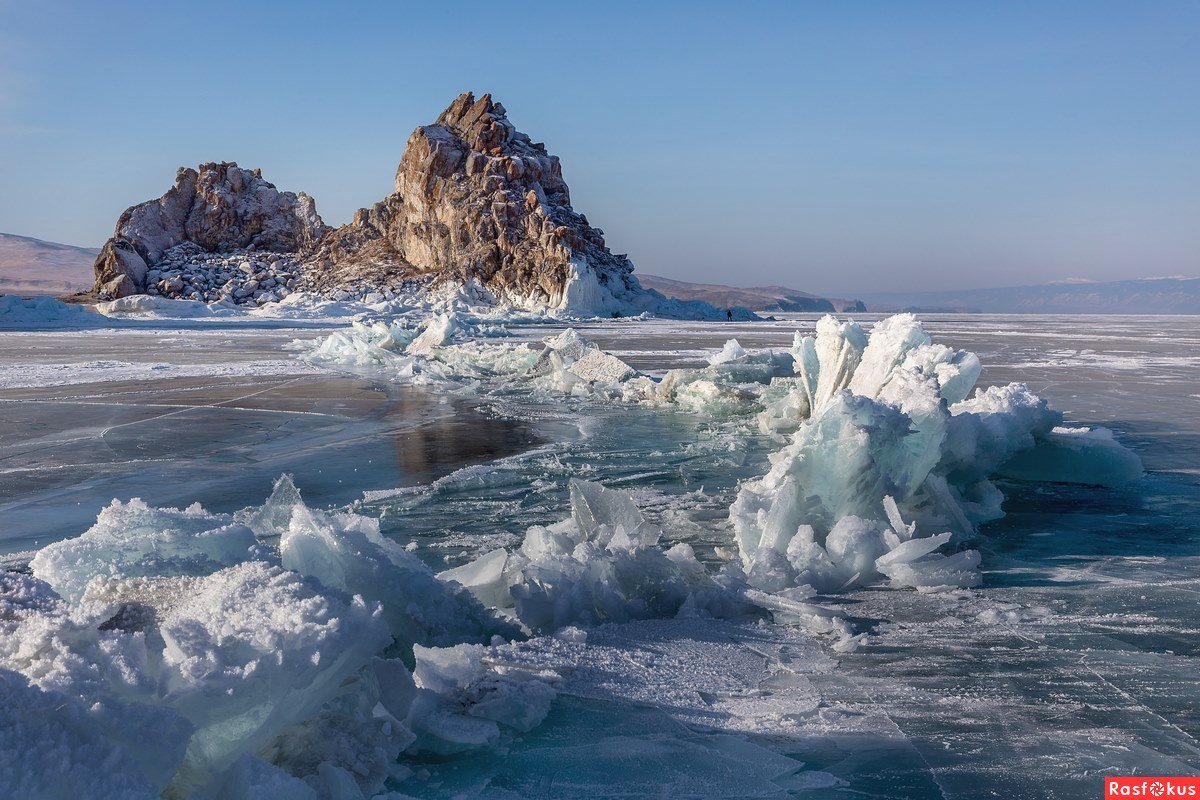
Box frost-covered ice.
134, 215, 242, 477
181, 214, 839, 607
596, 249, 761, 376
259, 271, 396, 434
2, 309, 1190, 799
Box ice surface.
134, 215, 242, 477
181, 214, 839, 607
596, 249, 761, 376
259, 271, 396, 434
0, 310, 1169, 797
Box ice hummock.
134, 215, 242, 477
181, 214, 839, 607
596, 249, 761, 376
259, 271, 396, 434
731, 314, 1141, 595
276, 480, 523, 657
5, 481, 553, 799
30, 498, 259, 603
436, 479, 720, 632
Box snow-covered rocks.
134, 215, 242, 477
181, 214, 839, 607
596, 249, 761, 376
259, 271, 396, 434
93, 162, 327, 299
87, 94, 749, 318
142, 243, 303, 306
307, 92, 661, 317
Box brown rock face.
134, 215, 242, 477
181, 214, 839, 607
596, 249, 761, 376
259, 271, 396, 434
309, 93, 638, 309
93, 162, 326, 298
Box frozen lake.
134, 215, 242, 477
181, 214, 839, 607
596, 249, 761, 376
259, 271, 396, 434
0, 329, 542, 553
1, 312, 1197, 798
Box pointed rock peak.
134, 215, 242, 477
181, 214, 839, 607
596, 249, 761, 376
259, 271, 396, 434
432, 91, 516, 153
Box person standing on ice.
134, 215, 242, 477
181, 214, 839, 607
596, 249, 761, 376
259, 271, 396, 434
727, 308, 733, 321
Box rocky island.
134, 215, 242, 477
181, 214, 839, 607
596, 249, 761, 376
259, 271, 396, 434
89, 93, 736, 318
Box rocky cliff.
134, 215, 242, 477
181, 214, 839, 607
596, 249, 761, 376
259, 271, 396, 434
93, 163, 326, 298
305, 92, 643, 313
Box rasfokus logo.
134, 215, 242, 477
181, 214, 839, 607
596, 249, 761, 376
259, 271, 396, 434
1107, 777, 1200, 798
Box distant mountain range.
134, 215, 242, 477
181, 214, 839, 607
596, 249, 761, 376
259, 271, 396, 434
638, 275, 865, 313
0, 232, 96, 295
859, 277, 1200, 314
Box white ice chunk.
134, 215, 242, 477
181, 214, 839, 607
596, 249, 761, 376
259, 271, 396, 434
877, 548, 982, 590
944, 383, 1061, 480
158, 561, 390, 796
673, 379, 759, 416
447, 480, 725, 632
999, 425, 1143, 486
406, 312, 459, 355
567, 348, 637, 383
530, 328, 591, 375
874, 531, 952, 568
408, 643, 556, 755
900, 343, 982, 404
438, 548, 511, 609
280, 499, 520, 655
848, 313, 931, 399
793, 316, 868, 414
30, 498, 256, 603
569, 478, 662, 550
708, 338, 748, 365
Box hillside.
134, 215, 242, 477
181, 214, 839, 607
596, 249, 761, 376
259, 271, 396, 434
638, 275, 865, 313
0, 232, 97, 296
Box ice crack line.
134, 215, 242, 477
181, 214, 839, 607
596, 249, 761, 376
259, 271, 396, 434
998, 620, 1200, 754
93, 377, 309, 440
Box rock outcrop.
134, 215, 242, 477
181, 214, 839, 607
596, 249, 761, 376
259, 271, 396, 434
89, 94, 744, 318
93, 163, 326, 298
306, 92, 643, 313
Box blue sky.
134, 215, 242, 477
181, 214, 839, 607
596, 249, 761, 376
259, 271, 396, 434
1, 0, 1196, 293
